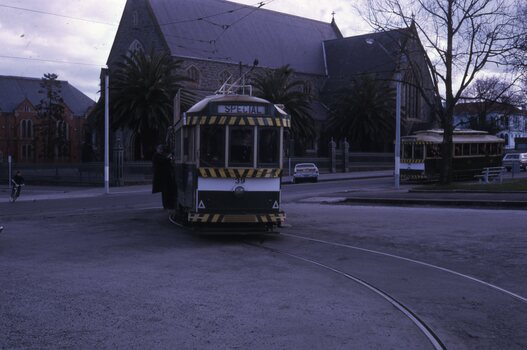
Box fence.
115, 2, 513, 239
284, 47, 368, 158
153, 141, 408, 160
0, 152, 392, 186
0, 162, 152, 186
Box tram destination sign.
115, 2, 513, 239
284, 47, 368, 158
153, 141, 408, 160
217, 104, 266, 115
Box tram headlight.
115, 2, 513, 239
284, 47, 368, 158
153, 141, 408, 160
233, 185, 245, 198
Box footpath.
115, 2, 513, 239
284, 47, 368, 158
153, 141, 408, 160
1, 169, 526, 208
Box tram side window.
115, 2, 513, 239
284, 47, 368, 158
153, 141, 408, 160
490, 143, 497, 155
470, 143, 478, 156
183, 127, 195, 162
200, 125, 225, 166
402, 143, 412, 159
258, 128, 279, 167
175, 128, 182, 161
229, 126, 253, 166
454, 144, 462, 157
414, 144, 424, 160
481, 143, 500, 156
283, 129, 292, 158
426, 144, 440, 158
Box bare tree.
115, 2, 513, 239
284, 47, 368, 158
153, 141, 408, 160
464, 77, 518, 105
458, 76, 521, 133
360, 0, 518, 183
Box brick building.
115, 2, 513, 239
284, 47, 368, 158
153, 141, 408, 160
102, 0, 435, 159
0, 76, 95, 163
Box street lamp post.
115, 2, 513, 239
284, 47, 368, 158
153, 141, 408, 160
104, 68, 110, 194
395, 71, 401, 189
365, 38, 401, 189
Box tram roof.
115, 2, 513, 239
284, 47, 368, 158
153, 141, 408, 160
186, 94, 284, 114
181, 93, 291, 128
403, 129, 505, 143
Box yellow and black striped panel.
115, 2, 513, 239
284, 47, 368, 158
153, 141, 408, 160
199, 168, 282, 178
401, 141, 434, 145
188, 212, 286, 224
401, 174, 428, 181
400, 159, 425, 163
185, 115, 291, 128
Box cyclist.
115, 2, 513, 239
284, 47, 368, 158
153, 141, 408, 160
11, 170, 25, 202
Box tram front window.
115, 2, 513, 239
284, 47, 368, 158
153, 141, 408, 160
200, 125, 225, 166
229, 127, 253, 166
414, 144, 424, 160
258, 128, 279, 167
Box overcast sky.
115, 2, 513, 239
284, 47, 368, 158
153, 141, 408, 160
0, 0, 370, 102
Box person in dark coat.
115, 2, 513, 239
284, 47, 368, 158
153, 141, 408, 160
152, 144, 176, 209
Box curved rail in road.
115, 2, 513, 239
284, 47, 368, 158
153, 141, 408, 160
283, 233, 527, 304
247, 242, 446, 350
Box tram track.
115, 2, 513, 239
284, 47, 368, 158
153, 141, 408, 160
281, 232, 527, 305
245, 240, 446, 350
245, 228, 527, 348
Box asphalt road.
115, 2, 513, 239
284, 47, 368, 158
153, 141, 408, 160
1, 177, 526, 349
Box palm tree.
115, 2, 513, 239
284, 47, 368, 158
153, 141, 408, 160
251, 65, 315, 148
327, 75, 396, 151
110, 49, 194, 159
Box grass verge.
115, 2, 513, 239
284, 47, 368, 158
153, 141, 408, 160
413, 178, 527, 192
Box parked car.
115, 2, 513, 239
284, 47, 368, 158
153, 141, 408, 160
293, 163, 319, 183
502, 153, 527, 171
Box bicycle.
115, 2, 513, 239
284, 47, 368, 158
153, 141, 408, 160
10, 180, 24, 203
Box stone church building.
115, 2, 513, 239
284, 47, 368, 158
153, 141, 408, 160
102, 0, 435, 160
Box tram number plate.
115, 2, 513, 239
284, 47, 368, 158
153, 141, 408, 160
235, 177, 246, 184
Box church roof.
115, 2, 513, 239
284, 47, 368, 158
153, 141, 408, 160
323, 28, 412, 91
0, 75, 95, 116
148, 0, 341, 75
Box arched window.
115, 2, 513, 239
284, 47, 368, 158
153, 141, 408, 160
403, 71, 419, 120
56, 120, 69, 140
218, 70, 232, 86
22, 144, 33, 161
187, 66, 200, 86
20, 120, 33, 139
132, 10, 139, 27
128, 39, 144, 55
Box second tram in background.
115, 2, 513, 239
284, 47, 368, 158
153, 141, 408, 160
168, 84, 290, 231
400, 129, 504, 182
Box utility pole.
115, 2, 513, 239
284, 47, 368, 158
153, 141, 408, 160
395, 71, 401, 189
104, 68, 110, 194
365, 37, 401, 189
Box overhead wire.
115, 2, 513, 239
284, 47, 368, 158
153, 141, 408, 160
0, 3, 118, 26
0, 0, 275, 65
0, 54, 104, 67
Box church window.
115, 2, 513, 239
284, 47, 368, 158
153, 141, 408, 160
187, 66, 200, 85
128, 39, 144, 55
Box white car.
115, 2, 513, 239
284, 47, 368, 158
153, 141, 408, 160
293, 163, 319, 183
502, 153, 527, 172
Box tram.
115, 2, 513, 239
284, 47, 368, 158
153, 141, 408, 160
400, 129, 504, 181
168, 84, 290, 230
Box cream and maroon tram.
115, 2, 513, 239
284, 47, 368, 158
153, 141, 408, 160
169, 90, 290, 230
400, 129, 504, 181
